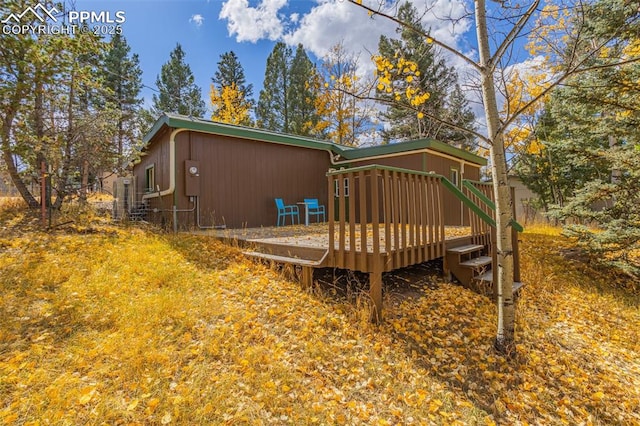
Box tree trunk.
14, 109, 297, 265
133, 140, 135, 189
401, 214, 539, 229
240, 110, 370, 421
1, 116, 39, 208
1, 55, 39, 208
53, 71, 76, 209
475, 0, 516, 355
80, 157, 90, 203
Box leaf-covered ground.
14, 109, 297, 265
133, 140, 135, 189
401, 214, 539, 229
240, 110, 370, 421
0, 203, 638, 424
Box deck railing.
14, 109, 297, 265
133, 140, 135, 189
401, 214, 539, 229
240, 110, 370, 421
327, 165, 446, 273
462, 180, 495, 247
326, 166, 521, 278
462, 180, 522, 283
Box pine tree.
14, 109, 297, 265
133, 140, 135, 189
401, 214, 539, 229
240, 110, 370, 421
256, 42, 292, 132
377, 2, 476, 144
287, 44, 318, 136
152, 44, 205, 117
516, 0, 640, 277
210, 51, 253, 125
212, 51, 253, 99
102, 34, 143, 161
442, 84, 477, 150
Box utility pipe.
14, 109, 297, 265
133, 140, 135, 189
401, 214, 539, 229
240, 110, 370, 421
141, 128, 188, 232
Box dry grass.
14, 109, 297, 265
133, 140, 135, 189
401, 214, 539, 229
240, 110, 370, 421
0, 204, 638, 424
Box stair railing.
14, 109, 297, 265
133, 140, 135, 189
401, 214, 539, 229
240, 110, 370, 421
460, 180, 522, 284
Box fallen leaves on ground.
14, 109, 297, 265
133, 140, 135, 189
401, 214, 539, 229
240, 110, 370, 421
0, 207, 638, 424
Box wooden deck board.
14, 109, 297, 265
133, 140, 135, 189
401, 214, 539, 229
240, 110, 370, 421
205, 224, 470, 252
202, 224, 475, 273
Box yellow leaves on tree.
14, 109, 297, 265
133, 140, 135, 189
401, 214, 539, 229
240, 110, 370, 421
209, 83, 251, 125
372, 55, 430, 120
313, 43, 372, 146
623, 39, 640, 58
502, 69, 551, 155
314, 73, 358, 144
526, 2, 572, 59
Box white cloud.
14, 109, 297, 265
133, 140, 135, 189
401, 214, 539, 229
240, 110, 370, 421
217, 0, 480, 129
282, 0, 396, 76
219, 0, 287, 43
190, 14, 205, 28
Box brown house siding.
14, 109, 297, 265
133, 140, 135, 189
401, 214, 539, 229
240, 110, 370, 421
136, 130, 333, 229
189, 132, 331, 228
134, 116, 486, 230
134, 127, 173, 226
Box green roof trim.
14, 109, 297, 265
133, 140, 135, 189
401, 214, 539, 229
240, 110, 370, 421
143, 113, 486, 166
143, 113, 345, 154
338, 138, 486, 165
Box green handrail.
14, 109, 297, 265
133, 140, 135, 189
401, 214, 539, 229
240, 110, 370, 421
440, 178, 496, 228
462, 180, 524, 232
462, 180, 495, 210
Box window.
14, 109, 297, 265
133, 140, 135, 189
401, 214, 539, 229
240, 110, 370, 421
335, 178, 350, 197
145, 164, 155, 193
450, 168, 459, 187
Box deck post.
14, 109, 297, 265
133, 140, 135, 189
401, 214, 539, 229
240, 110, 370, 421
369, 265, 383, 323
370, 170, 383, 323
301, 266, 313, 290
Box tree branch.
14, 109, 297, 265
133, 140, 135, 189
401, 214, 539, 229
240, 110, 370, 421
337, 85, 490, 144
491, 0, 541, 71
346, 0, 480, 71
503, 51, 640, 131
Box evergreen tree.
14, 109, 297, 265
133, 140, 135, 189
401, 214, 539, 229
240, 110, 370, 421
287, 44, 318, 136
516, 0, 640, 276
256, 42, 292, 132
377, 2, 476, 145
210, 51, 253, 125
442, 84, 477, 150
102, 34, 143, 161
212, 51, 253, 99
152, 44, 205, 117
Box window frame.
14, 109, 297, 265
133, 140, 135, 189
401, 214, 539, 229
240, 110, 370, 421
450, 167, 460, 187
335, 178, 350, 197
145, 164, 155, 193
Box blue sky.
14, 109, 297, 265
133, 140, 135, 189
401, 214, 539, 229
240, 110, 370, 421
70, 0, 488, 115
74, 0, 273, 110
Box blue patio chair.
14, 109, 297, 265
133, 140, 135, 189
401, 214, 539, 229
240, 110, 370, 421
304, 198, 326, 223
275, 198, 300, 226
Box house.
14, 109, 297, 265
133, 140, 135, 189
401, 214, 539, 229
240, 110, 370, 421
509, 174, 546, 224
132, 113, 487, 230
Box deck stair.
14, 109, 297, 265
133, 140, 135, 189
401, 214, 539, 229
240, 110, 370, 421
241, 240, 329, 289
446, 243, 523, 299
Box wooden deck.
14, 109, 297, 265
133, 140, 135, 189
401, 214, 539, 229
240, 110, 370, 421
201, 165, 521, 322
206, 223, 476, 270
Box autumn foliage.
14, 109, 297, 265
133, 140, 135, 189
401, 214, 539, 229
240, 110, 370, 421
0, 202, 638, 424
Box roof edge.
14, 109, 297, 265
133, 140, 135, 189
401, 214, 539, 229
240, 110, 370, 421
340, 138, 486, 165
143, 113, 346, 155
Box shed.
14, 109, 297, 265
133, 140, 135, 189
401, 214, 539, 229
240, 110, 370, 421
133, 113, 487, 230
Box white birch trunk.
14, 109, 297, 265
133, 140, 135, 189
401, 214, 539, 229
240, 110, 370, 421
475, 0, 516, 354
